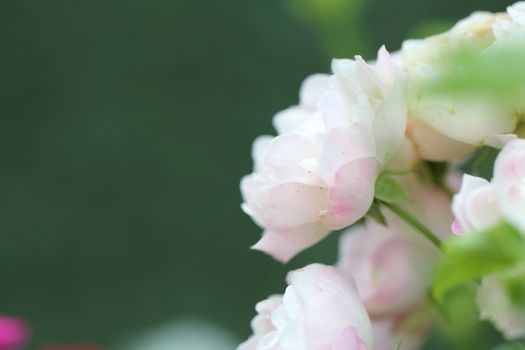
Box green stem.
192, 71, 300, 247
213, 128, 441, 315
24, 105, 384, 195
382, 201, 442, 249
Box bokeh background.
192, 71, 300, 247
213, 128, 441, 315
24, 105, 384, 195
0, 0, 515, 349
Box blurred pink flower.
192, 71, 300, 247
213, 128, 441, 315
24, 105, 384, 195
339, 175, 452, 317
372, 306, 435, 350
0, 316, 29, 350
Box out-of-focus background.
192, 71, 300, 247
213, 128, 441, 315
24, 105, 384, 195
0, 0, 515, 349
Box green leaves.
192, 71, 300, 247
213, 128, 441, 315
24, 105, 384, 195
365, 201, 387, 225
505, 266, 525, 308
374, 174, 410, 204
433, 222, 525, 302
423, 46, 525, 105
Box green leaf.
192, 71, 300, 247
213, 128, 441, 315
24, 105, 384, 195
365, 202, 387, 225
414, 161, 452, 195
423, 46, 525, 104
486, 263, 525, 310
375, 175, 409, 204
505, 267, 525, 308
460, 146, 499, 180
433, 222, 525, 302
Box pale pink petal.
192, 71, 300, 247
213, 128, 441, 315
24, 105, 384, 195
332, 57, 383, 100
373, 74, 408, 164
286, 265, 373, 349
494, 139, 525, 184
452, 174, 499, 234
366, 238, 433, 316
251, 223, 330, 263
375, 46, 397, 89
273, 107, 317, 135
508, 2, 525, 24
320, 123, 377, 185
238, 264, 373, 349
500, 182, 525, 233
304, 291, 371, 349
262, 134, 322, 185
451, 219, 463, 235
286, 263, 355, 299
407, 122, 474, 161
299, 74, 330, 110
251, 182, 327, 228
339, 176, 450, 317
452, 174, 490, 232
464, 184, 501, 232
240, 174, 257, 203
252, 136, 273, 172
384, 137, 418, 173
319, 88, 350, 129
339, 218, 437, 317
324, 157, 379, 230
236, 337, 258, 350
331, 326, 368, 350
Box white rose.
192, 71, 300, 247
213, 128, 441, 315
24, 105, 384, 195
238, 264, 374, 350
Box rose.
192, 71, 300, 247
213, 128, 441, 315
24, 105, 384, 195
371, 306, 434, 350
241, 48, 407, 263
240, 73, 341, 263
339, 175, 452, 317
451, 139, 525, 339
451, 174, 501, 235
400, 11, 518, 161
493, 138, 525, 233
237, 264, 373, 350
451, 139, 525, 235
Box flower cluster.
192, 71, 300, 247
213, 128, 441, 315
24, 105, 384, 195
452, 139, 525, 339
239, 2, 525, 349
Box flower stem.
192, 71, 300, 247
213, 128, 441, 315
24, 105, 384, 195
382, 201, 442, 249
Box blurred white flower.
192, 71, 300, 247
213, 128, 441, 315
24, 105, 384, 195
115, 319, 238, 350
401, 11, 518, 160
477, 264, 525, 340
493, 2, 525, 40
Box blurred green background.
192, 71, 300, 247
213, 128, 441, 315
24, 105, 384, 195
0, 0, 515, 348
